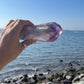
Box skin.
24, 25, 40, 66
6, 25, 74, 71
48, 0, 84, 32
0, 19, 37, 70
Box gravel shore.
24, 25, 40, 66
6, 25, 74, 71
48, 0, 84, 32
0, 61, 84, 84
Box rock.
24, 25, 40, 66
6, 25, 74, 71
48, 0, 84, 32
72, 74, 84, 84
80, 77, 84, 81
33, 74, 38, 80
54, 73, 60, 78
21, 74, 28, 82
39, 73, 44, 76
47, 82, 54, 84
57, 77, 62, 81
53, 78, 57, 82
20, 76, 23, 79
52, 79, 61, 84
66, 75, 74, 81
68, 63, 73, 66
68, 68, 76, 73
47, 69, 51, 72
38, 73, 46, 81
21, 77, 28, 82
80, 75, 84, 79
63, 74, 66, 80
4, 79, 11, 83
77, 63, 80, 66
60, 60, 63, 62
61, 79, 72, 84
48, 78, 53, 82
16, 79, 22, 83
32, 74, 39, 83
80, 67, 84, 70
30, 78, 35, 83
66, 75, 71, 80
73, 78, 80, 82
23, 74, 28, 78
77, 73, 81, 75
47, 69, 51, 74
12, 79, 17, 82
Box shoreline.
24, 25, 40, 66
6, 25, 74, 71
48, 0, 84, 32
0, 68, 84, 84
0, 60, 84, 84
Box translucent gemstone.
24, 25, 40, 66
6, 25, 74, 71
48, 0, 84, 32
20, 22, 63, 42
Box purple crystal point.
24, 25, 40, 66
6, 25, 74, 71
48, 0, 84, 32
47, 22, 63, 42
20, 22, 63, 42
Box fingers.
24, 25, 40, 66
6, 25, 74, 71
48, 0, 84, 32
7, 19, 34, 31
10, 19, 34, 36
12, 19, 34, 31
6, 20, 14, 27
20, 40, 37, 50
1, 20, 14, 36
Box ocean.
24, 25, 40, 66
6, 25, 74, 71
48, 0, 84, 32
0, 29, 84, 77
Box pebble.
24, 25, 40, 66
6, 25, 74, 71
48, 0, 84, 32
60, 60, 63, 62
39, 73, 44, 76
66, 75, 71, 80
68, 62, 73, 66
47, 82, 53, 84
4, 79, 11, 83
61, 80, 72, 84
72, 74, 84, 84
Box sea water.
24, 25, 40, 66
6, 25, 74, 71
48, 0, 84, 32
0, 29, 84, 77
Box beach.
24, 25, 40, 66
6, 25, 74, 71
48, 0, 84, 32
0, 60, 84, 84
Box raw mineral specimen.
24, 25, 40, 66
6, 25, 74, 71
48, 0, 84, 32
20, 22, 63, 42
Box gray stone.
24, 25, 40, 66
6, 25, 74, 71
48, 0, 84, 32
4, 79, 11, 83
47, 82, 54, 84
72, 74, 84, 84
61, 80, 72, 84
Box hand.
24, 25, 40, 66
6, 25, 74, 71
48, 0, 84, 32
0, 19, 37, 70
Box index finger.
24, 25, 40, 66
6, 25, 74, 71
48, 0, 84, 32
11, 19, 34, 35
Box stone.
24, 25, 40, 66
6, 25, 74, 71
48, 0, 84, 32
72, 74, 84, 83
60, 60, 63, 62
47, 69, 51, 74
23, 74, 28, 79
30, 78, 35, 83
53, 79, 59, 83
22, 74, 28, 82
80, 77, 84, 81
69, 68, 76, 73
68, 63, 73, 66
73, 78, 80, 82
33, 74, 38, 80
20, 22, 63, 42
61, 80, 72, 84
47, 82, 54, 84
20, 76, 23, 79
54, 73, 60, 78
4, 79, 11, 83
57, 77, 62, 81
80, 67, 84, 70
66, 75, 71, 80
12, 79, 17, 82
39, 73, 44, 76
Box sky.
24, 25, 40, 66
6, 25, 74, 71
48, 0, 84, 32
0, 0, 84, 30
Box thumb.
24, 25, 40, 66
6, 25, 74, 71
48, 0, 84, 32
21, 40, 37, 49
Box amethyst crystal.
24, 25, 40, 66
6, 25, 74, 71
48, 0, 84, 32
20, 22, 63, 42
